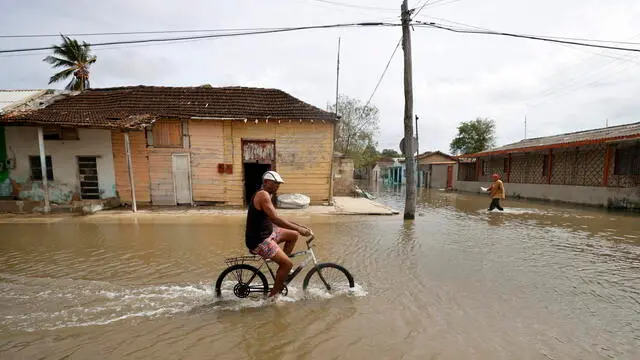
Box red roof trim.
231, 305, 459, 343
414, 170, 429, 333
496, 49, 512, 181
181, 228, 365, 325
460, 133, 640, 158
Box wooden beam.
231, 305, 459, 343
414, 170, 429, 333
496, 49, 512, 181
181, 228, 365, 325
36, 127, 50, 213
603, 145, 613, 186
507, 153, 512, 183
123, 131, 137, 212
547, 149, 553, 184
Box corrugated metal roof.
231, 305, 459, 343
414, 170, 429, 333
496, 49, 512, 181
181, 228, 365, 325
0, 90, 47, 112
463, 121, 640, 157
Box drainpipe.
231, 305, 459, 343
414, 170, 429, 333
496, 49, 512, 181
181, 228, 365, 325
123, 131, 137, 212
36, 127, 50, 213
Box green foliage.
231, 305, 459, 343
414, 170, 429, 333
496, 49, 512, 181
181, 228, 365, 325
43, 35, 96, 90
449, 118, 497, 155
381, 149, 401, 158
328, 95, 381, 169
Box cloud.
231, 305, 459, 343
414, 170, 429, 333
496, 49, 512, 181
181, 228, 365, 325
1, 0, 639, 154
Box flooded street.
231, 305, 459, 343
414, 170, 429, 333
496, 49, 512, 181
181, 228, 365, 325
1, 188, 639, 359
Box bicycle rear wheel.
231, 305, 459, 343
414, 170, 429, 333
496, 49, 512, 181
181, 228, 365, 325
215, 264, 269, 299
302, 263, 355, 294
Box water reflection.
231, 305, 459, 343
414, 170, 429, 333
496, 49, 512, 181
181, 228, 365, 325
1, 183, 639, 359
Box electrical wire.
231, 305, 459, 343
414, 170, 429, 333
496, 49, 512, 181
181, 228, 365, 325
415, 21, 640, 53
0, 27, 291, 39
304, 0, 396, 11
0, 22, 399, 54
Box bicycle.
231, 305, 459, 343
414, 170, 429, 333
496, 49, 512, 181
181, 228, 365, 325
215, 235, 355, 298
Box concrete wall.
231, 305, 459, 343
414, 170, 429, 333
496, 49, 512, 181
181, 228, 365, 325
4, 126, 116, 203
456, 180, 640, 210
333, 156, 354, 196
431, 163, 458, 189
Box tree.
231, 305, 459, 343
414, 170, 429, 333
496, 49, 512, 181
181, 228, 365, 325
43, 35, 96, 90
381, 149, 402, 158
328, 95, 380, 168
449, 118, 497, 155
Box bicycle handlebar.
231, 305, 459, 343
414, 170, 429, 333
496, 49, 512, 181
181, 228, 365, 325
306, 234, 315, 246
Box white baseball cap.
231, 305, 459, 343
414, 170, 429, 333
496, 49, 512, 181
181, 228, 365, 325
263, 170, 285, 183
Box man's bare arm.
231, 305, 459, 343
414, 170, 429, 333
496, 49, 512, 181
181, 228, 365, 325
256, 191, 307, 234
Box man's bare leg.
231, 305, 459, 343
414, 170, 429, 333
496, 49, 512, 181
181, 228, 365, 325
269, 248, 293, 297
277, 228, 299, 256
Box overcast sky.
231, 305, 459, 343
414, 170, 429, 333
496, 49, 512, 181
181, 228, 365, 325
1, 0, 639, 153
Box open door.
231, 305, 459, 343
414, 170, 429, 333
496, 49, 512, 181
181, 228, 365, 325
242, 140, 275, 205
446, 165, 453, 189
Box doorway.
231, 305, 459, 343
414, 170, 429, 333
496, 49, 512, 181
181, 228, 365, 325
78, 156, 100, 199
172, 153, 192, 205
242, 140, 275, 206
446, 165, 453, 189
244, 163, 272, 205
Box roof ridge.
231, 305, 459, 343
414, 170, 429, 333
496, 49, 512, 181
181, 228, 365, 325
515, 121, 640, 143
86, 85, 289, 92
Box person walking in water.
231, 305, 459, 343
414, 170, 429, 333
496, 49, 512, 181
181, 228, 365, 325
245, 171, 312, 298
486, 173, 505, 211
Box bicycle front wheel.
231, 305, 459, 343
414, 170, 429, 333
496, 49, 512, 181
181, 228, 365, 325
215, 264, 269, 299
302, 263, 355, 293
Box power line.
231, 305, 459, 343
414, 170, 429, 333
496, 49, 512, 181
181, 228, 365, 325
366, 37, 403, 107
0, 27, 292, 39
413, 0, 433, 18
0, 22, 399, 54
414, 15, 640, 46
415, 21, 640, 53
351, 36, 403, 134
423, 0, 465, 10
304, 0, 396, 11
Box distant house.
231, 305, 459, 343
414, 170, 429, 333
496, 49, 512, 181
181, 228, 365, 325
372, 157, 424, 186
1, 86, 337, 212
457, 122, 640, 210
416, 151, 458, 189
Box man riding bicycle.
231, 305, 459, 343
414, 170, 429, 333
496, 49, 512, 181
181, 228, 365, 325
245, 171, 312, 298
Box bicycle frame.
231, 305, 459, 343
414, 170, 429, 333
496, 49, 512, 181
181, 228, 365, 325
260, 235, 318, 285
217, 234, 346, 297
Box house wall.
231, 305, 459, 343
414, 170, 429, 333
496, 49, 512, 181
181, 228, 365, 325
5, 126, 116, 203
418, 153, 454, 165
225, 120, 333, 206
431, 163, 458, 189
189, 120, 225, 203
111, 119, 334, 206
456, 180, 640, 210
111, 131, 151, 204
333, 155, 354, 196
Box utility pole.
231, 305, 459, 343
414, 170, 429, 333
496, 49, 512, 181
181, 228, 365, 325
524, 115, 527, 139
335, 37, 341, 115
415, 114, 420, 156
330, 37, 341, 205
401, 0, 416, 220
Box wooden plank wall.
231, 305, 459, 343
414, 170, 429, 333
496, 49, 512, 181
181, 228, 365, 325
225, 120, 334, 206
113, 120, 334, 206
147, 147, 185, 205
111, 131, 151, 203
189, 120, 225, 202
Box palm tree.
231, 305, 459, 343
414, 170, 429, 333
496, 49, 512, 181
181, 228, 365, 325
43, 35, 96, 90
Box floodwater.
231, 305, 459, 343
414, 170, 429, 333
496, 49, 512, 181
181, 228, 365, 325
1, 188, 639, 359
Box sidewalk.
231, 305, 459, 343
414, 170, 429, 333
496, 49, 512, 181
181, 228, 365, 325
0, 197, 398, 222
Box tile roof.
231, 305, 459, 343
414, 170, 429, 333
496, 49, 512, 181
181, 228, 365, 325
0, 90, 47, 114
1, 85, 337, 129
463, 121, 640, 157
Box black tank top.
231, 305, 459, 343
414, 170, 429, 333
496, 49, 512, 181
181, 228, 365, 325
245, 191, 274, 250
